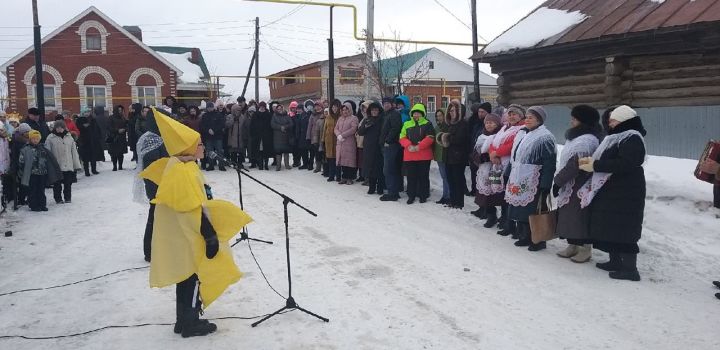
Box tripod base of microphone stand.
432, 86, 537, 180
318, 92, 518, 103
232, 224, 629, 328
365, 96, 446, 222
231, 230, 273, 247
251, 296, 329, 327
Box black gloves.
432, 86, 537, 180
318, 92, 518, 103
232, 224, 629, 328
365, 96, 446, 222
552, 184, 560, 198
205, 236, 219, 259
200, 211, 219, 259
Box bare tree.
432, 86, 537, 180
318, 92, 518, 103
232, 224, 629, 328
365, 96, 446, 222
0, 75, 7, 112
360, 29, 431, 98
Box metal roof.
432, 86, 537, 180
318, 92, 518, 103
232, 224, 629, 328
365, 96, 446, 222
476, 0, 720, 58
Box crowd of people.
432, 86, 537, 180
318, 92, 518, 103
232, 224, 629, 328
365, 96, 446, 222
2, 93, 719, 291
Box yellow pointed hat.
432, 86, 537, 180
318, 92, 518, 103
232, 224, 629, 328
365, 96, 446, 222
151, 107, 200, 156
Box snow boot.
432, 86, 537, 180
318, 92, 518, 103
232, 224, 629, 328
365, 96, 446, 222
419, 197, 427, 203
609, 253, 640, 281
713, 281, 720, 289
483, 211, 498, 228
180, 307, 217, 338
528, 241, 546, 251
571, 244, 593, 263
407, 197, 416, 205
471, 208, 487, 219
557, 244, 579, 258
596, 253, 623, 272
514, 223, 531, 247
716, 293, 720, 300
436, 198, 449, 205
380, 194, 399, 202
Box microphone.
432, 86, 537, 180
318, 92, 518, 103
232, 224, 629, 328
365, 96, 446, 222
207, 151, 245, 170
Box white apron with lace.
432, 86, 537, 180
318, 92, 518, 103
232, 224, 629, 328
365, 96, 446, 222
504, 126, 556, 207
577, 130, 644, 208
476, 134, 505, 195
555, 134, 599, 208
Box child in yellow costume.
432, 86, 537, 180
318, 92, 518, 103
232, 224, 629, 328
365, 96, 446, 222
140, 108, 252, 337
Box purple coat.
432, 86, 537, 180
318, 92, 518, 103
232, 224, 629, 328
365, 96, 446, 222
334, 114, 358, 167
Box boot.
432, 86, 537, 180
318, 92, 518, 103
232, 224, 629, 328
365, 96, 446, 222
471, 208, 487, 219
380, 194, 399, 202
284, 154, 291, 169
716, 293, 720, 300
314, 162, 322, 173
514, 223, 531, 247
118, 155, 124, 170
83, 162, 91, 177
483, 210, 498, 228
91, 162, 99, 175
571, 244, 593, 263
112, 158, 117, 171
713, 281, 720, 289
406, 197, 415, 205
609, 253, 640, 281
557, 244, 579, 258
436, 198, 449, 205
275, 156, 282, 171
180, 306, 217, 338
497, 220, 514, 236
596, 253, 623, 272
528, 241, 546, 251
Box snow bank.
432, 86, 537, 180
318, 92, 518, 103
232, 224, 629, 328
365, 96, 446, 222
157, 52, 202, 83
484, 7, 588, 54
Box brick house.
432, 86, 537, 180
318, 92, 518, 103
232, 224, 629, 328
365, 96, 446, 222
268, 54, 382, 106
0, 6, 214, 116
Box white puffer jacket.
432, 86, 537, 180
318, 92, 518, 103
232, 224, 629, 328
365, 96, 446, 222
46, 133, 82, 172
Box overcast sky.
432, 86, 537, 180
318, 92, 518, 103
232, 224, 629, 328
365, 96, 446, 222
1, 0, 544, 101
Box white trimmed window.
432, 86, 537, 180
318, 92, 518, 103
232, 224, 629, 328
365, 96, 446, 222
43, 86, 56, 108
76, 20, 110, 54
137, 87, 157, 106
427, 96, 436, 113
86, 86, 107, 109
86, 34, 102, 51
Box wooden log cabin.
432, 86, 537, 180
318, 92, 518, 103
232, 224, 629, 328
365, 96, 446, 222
473, 0, 720, 159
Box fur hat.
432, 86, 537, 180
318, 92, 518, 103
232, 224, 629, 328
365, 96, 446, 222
53, 120, 67, 130
571, 105, 600, 126
527, 106, 547, 124
343, 100, 357, 115
479, 102, 492, 114
507, 104, 526, 118
609, 105, 637, 123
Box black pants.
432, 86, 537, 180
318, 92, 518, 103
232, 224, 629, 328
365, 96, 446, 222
52, 171, 74, 202
292, 147, 301, 166
714, 185, 719, 209
446, 163, 467, 207
568, 238, 592, 245
368, 176, 385, 193
28, 174, 47, 210
111, 155, 124, 170
405, 161, 431, 200
176, 274, 200, 309
83, 161, 97, 174
341, 166, 357, 180
144, 204, 155, 260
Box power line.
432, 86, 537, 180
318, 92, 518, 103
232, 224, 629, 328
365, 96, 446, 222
260, 3, 307, 28
431, 0, 471, 30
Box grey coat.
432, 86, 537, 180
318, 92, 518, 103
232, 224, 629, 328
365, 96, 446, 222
554, 154, 592, 240
271, 112, 294, 154
18, 144, 62, 187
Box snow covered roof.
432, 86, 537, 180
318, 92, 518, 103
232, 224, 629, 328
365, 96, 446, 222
153, 49, 207, 84
475, 0, 720, 58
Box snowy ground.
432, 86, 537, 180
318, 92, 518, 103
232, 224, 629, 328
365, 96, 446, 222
0, 154, 719, 349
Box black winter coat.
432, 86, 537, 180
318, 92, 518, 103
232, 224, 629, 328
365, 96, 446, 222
107, 114, 128, 156
200, 111, 226, 141
76, 115, 105, 162
589, 118, 647, 250
25, 118, 51, 143
379, 110, 403, 146
445, 119, 470, 165
295, 112, 311, 149
358, 112, 385, 178
250, 110, 274, 158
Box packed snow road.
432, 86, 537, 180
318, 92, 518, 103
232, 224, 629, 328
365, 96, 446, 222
0, 156, 718, 349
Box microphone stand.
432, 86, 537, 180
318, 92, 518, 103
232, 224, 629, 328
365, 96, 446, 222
210, 152, 272, 246
209, 152, 329, 327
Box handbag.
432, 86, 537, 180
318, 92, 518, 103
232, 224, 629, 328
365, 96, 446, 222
529, 193, 558, 244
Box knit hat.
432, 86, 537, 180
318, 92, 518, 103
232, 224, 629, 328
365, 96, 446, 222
17, 123, 32, 134
152, 107, 200, 156
527, 106, 547, 124
53, 120, 67, 130
507, 104, 526, 118
289, 101, 299, 109
479, 102, 492, 114
28, 130, 41, 140
28, 107, 40, 116
571, 105, 600, 126
484, 113, 502, 129
205, 102, 215, 110
609, 105, 637, 123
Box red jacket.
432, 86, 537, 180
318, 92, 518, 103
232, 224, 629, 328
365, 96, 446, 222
399, 105, 435, 162
64, 117, 80, 138
489, 121, 525, 158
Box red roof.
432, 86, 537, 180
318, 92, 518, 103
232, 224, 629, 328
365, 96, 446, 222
478, 0, 720, 57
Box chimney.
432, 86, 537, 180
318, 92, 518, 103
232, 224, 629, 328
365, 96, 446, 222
123, 26, 143, 42
190, 48, 201, 64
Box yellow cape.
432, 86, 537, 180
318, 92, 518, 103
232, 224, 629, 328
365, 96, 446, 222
140, 157, 252, 308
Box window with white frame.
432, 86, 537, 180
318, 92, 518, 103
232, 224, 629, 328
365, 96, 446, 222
413, 95, 422, 104
43, 86, 56, 108
86, 34, 102, 51
441, 96, 450, 110
136, 87, 157, 106
427, 96, 436, 113
86, 86, 107, 109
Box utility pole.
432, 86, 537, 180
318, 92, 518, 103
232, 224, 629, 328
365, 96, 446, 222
32, 0, 45, 116
471, 0, 480, 103
255, 17, 260, 102
365, 0, 374, 99
328, 6, 335, 102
